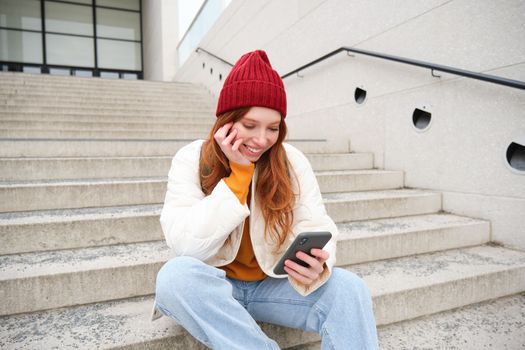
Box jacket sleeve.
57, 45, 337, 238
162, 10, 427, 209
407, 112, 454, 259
159, 143, 250, 261
286, 146, 339, 296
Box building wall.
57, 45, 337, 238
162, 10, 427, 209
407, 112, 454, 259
142, 0, 179, 81
173, 0, 525, 249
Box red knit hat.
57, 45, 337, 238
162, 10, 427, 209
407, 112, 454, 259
216, 50, 287, 118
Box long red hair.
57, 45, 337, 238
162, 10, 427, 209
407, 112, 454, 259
199, 107, 295, 248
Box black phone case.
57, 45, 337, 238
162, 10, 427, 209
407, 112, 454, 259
273, 231, 332, 275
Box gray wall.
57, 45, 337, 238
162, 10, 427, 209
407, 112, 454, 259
173, 0, 525, 250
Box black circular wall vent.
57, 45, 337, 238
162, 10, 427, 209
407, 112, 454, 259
354, 87, 367, 104
412, 108, 432, 130
506, 142, 525, 172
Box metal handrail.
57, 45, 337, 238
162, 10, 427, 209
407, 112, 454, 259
195, 46, 525, 90
195, 47, 234, 67
281, 47, 525, 90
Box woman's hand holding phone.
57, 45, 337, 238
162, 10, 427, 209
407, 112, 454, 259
214, 122, 251, 165
284, 249, 330, 286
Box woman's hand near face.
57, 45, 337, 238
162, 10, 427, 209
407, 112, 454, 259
283, 249, 330, 286
214, 122, 251, 165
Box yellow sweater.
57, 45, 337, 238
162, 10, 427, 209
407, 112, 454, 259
220, 162, 266, 281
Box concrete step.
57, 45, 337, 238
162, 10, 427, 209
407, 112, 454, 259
0, 188, 441, 254
0, 177, 166, 212
0, 94, 213, 106
0, 76, 197, 87
293, 293, 525, 350
0, 139, 194, 157
0, 72, 202, 90
0, 82, 210, 92
356, 245, 525, 325
0, 205, 163, 255
0, 105, 215, 115
0, 138, 350, 157
316, 169, 403, 193
0, 198, 488, 256
0, 85, 211, 104
0, 170, 403, 212
305, 152, 374, 171
0, 239, 507, 316
0, 111, 215, 123
0, 111, 216, 123
0, 128, 209, 140
0, 72, 207, 92
0, 153, 373, 181
0, 79, 208, 90
0, 86, 212, 101
0, 240, 169, 316
0, 156, 175, 181
0, 184, 439, 224
1, 245, 523, 348
0, 86, 210, 96
335, 213, 490, 265
1, 95, 215, 108
1, 100, 216, 111
0, 120, 213, 131
378, 293, 525, 350
323, 189, 441, 222
0, 294, 317, 350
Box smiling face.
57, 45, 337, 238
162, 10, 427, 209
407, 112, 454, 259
232, 106, 282, 162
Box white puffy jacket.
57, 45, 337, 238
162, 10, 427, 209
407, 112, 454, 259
159, 139, 339, 296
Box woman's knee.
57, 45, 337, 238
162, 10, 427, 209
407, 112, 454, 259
155, 256, 203, 299
330, 268, 371, 299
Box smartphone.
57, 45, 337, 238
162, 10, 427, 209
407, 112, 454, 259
273, 231, 332, 275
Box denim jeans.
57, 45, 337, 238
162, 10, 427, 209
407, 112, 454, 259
154, 256, 378, 349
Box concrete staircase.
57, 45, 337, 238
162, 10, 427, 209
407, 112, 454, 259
0, 72, 524, 349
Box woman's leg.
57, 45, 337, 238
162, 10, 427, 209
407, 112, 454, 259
246, 268, 378, 350
154, 256, 279, 350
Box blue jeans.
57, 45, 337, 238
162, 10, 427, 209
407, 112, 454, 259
154, 256, 378, 349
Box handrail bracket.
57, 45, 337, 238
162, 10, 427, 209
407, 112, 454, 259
431, 69, 441, 78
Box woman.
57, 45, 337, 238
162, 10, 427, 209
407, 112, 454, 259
154, 50, 378, 349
